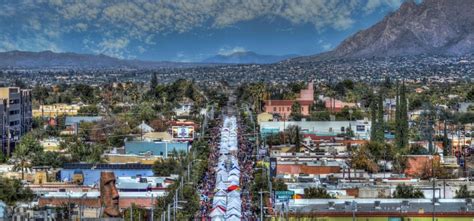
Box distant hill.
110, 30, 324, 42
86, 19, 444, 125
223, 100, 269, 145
294, 0, 474, 62
0, 50, 205, 69
203, 51, 297, 64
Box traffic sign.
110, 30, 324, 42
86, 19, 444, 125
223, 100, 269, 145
275, 191, 295, 199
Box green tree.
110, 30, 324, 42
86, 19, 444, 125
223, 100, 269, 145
123, 203, 148, 221
272, 179, 288, 191
152, 158, 180, 176
150, 73, 158, 92
303, 187, 334, 199
133, 102, 157, 123
32, 151, 67, 168
455, 185, 472, 198
375, 92, 385, 142
78, 105, 99, 116
290, 101, 303, 121
0, 177, 34, 206
466, 87, 474, 101
370, 94, 377, 141
395, 82, 409, 149
13, 134, 43, 180
285, 125, 302, 148
0, 150, 6, 163
351, 144, 379, 173
60, 136, 104, 163
393, 184, 424, 198
310, 111, 330, 121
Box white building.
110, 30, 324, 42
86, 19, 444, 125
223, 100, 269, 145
259, 120, 371, 140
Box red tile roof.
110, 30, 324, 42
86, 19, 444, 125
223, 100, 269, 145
277, 164, 340, 175
265, 100, 313, 106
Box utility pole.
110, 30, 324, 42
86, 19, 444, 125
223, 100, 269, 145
432, 155, 436, 221
259, 190, 264, 221
174, 188, 178, 221
150, 194, 154, 221
167, 204, 170, 221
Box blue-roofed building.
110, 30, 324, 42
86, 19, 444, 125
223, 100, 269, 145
124, 141, 189, 158
65, 116, 103, 126
60, 163, 154, 186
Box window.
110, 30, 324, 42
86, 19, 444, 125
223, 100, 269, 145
9, 99, 19, 104
9, 120, 19, 126
9, 110, 19, 115
341, 127, 345, 132
287, 107, 290, 111
273, 107, 277, 112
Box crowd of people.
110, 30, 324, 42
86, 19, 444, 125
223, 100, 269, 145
196, 115, 256, 220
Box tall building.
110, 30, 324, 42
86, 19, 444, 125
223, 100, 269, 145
0, 87, 32, 156
0, 99, 7, 156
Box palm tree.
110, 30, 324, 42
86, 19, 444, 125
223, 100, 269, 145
13, 134, 42, 180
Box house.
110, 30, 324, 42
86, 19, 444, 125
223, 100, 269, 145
263, 82, 314, 118
323, 97, 357, 113
142, 132, 173, 142
174, 99, 194, 116
458, 102, 474, 113
124, 140, 189, 157
136, 121, 154, 133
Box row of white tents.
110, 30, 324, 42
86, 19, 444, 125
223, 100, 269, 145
210, 116, 242, 221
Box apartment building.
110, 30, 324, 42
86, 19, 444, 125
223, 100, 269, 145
0, 87, 32, 155
0, 99, 6, 156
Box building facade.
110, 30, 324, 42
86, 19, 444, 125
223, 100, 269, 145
264, 82, 314, 118
259, 120, 372, 140
0, 87, 32, 155
32, 103, 83, 118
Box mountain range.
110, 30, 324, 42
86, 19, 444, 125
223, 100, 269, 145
203, 51, 297, 64
0, 50, 204, 69
294, 0, 474, 61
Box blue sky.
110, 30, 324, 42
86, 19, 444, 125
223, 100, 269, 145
0, 0, 406, 62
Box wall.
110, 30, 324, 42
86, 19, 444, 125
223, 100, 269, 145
60, 169, 154, 186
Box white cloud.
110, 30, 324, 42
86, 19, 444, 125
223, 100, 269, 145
321, 43, 333, 51
364, 0, 404, 14
218, 46, 247, 56
137, 46, 146, 54
0, 0, 399, 56
84, 37, 130, 58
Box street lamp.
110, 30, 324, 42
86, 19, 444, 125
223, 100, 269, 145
351, 200, 357, 221
348, 109, 353, 138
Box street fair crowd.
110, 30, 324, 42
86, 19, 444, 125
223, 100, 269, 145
197, 116, 256, 220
